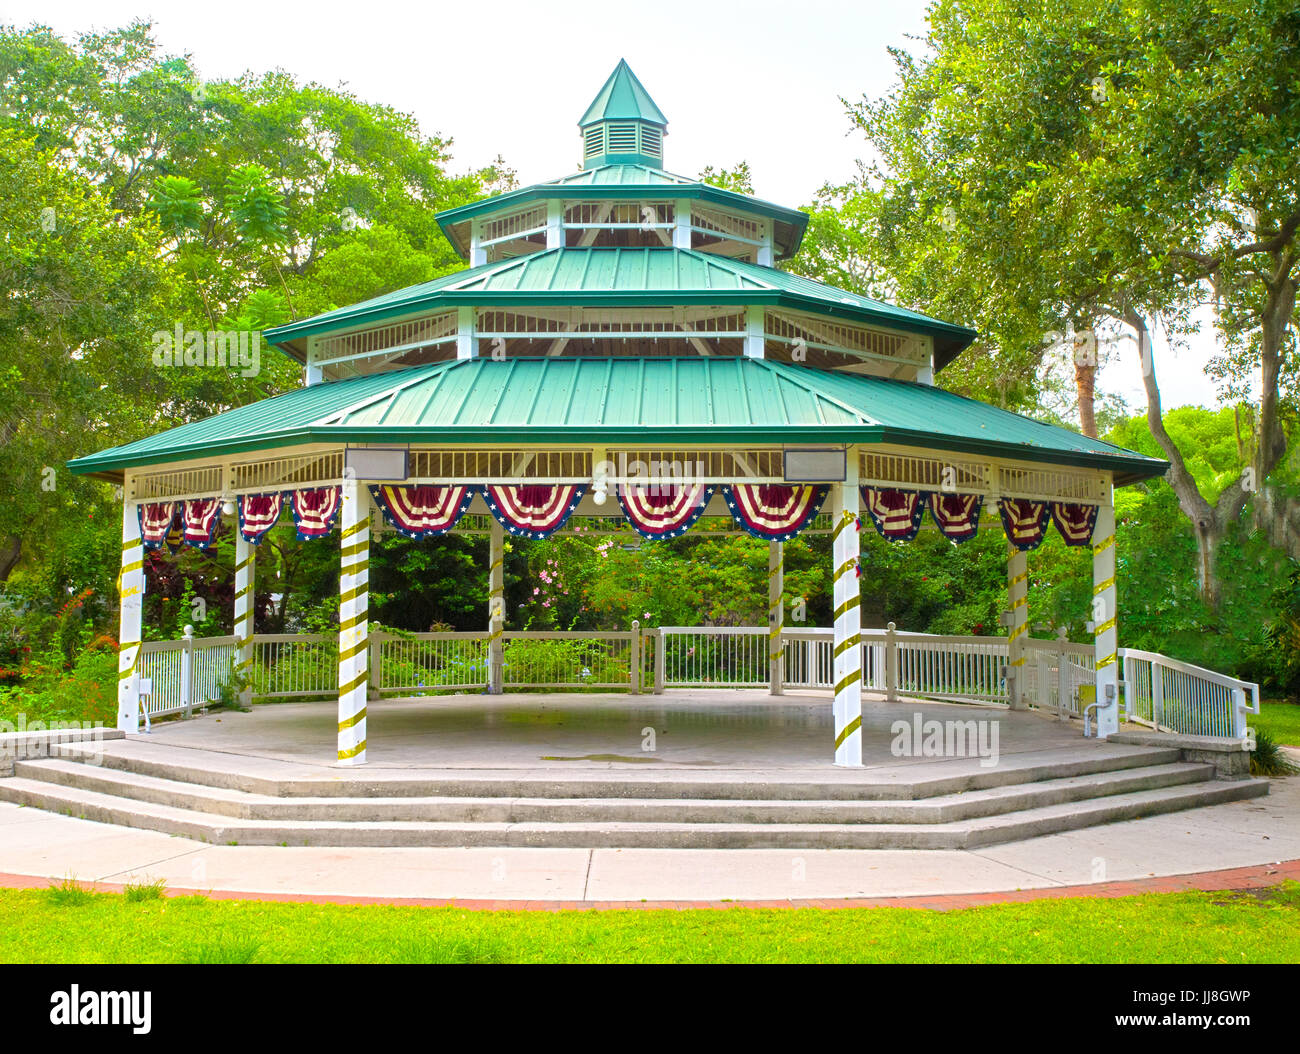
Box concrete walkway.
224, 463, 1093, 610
1, 771, 1294, 904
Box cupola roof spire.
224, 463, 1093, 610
578, 60, 667, 169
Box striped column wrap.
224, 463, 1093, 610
768, 543, 784, 663
233, 537, 255, 680
831, 502, 862, 765
117, 512, 146, 732
487, 522, 505, 692
336, 499, 369, 764
1091, 531, 1118, 672
1006, 547, 1029, 709
768, 541, 784, 695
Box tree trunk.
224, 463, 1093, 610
1074, 357, 1097, 438
0, 535, 20, 583
1123, 307, 1238, 608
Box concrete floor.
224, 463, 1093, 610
0, 690, 1295, 900
140, 690, 1094, 779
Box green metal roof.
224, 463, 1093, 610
265, 248, 977, 367
69, 357, 1167, 485
435, 166, 809, 259
579, 60, 668, 127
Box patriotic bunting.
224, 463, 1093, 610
134, 479, 1098, 557
618, 483, 714, 539
290, 487, 342, 540
138, 502, 177, 550
370, 484, 475, 539
238, 492, 285, 545
998, 498, 1051, 551
481, 483, 587, 540
165, 519, 186, 555
1051, 502, 1099, 547
928, 492, 982, 543
724, 484, 829, 542
861, 487, 928, 542
182, 498, 222, 549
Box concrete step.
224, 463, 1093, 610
11, 757, 1215, 825
46, 739, 1186, 801
0, 771, 1269, 849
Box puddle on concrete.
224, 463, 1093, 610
539, 753, 724, 765
540, 753, 660, 763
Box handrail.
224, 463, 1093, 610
127, 626, 1260, 743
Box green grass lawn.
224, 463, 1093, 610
1255, 701, 1300, 747
1, 882, 1297, 963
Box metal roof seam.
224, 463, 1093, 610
411, 361, 452, 424
765, 360, 873, 426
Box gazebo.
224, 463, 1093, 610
71, 60, 1172, 768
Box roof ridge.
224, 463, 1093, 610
760, 359, 879, 426
316, 360, 463, 426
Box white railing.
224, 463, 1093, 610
1121, 648, 1259, 740
376, 632, 486, 694
654, 626, 769, 689
502, 630, 638, 690
781, 628, 834, 690
138, 632, 239, 719
886, 629, 1009, 705
1026, 637, 1095, 717
130, 624, 1258, 744
251, 634, 337, 698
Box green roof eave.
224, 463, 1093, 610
263, 287, 975, 359
434, 180, 810, 258
262, 249, 977, 363
70, 358, 1164, 486
67, 422, 1166, 486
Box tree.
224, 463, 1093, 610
0, 127, 182, 585
803, 0, 1300, 604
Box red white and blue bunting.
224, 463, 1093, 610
928, 492, 982, 543
181, 498, 222, 549
481, 483, 587, 540
370, 484, 475, 539
861, 487, 928, 542
724, 484, 829, 542
138, 502, 178, 550
138, 482, 1101, 553
1051, 502, 1099, 547
290, 487, 342, 540
998, 498, 1052, 551
238, 492, 285, 545
618, 483, 715, 539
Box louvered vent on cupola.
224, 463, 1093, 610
577, 60, 668, 169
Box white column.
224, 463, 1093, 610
831, 472, 862, 766
1006, 543, 1028, 710
305, 337, 323, 386
233, 530, 255, 708
337, 480, 369, 765
1092, 496, 1119, 737
546, 200, 563, 249
673, 199, 691, 249
470, 218, 487, 267
116, 501, 145, 734
487, 521, 504, 694
768, 540, 784, 695
756, 217, 774, 267
744, 304, 765, 358
456, 305, 476, 359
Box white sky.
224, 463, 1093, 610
19, 0, 1227, 412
